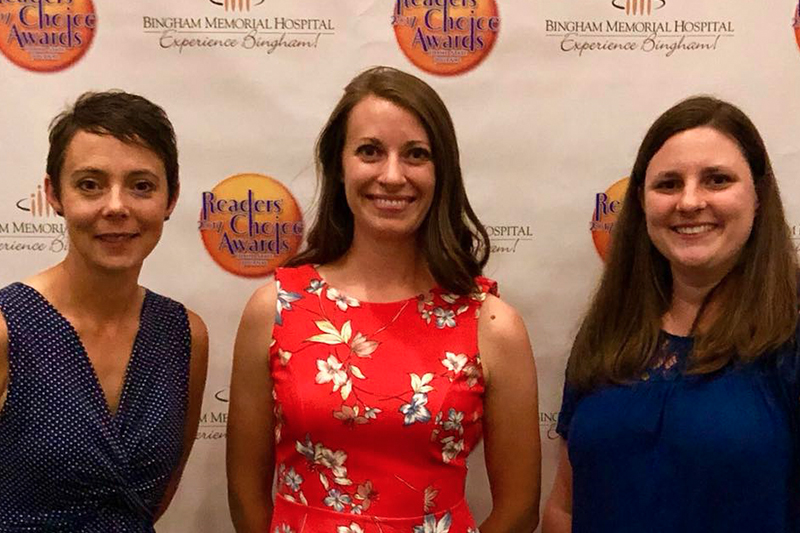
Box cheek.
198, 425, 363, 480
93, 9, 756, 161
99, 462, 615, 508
341, 160, 360, 192
341, 177, 358, 211
416, 167, 435, 199
718, 190, 757, 228
61, 207, 95, 230
644, 218, 662, 250
729, 205, 757, 241
642, 194, 671, 224
145, 201, 170, 218
642, 198, 672, 247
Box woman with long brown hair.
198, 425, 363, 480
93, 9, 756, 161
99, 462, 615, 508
544, 96, 800, 533
227, 66, 541, 533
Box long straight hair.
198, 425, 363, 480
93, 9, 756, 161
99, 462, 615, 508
288, 66, 490, 295
568, 96, 798, 391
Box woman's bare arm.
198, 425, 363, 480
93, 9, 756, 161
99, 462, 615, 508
478, 295, 541, 532
227, 283, 278, 532
542, 440, 573, 533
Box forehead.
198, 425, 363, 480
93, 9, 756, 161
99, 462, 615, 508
646, 126, 750, 175
62, 130, 166, 177
345, 95, 429, 143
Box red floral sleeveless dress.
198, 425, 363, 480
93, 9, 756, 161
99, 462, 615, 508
269, 264, 497, 533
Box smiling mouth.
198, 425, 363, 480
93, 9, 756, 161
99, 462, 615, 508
673, 224, 716, 235
96, 233, 139, 243
366, 195, 415, 209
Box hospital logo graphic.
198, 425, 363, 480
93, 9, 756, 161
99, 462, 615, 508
590, 177, 629, 260
16, 186, 57, 218
198, 173, 304, 278
486, 224, 533, 254
0, 0, 97, 72
142, 6, 334, 55
1, 190, 67, 254
392, 0, 500, 76
544, 1, 734, 57
209, 0, 265, 12
612, 0, 666, 16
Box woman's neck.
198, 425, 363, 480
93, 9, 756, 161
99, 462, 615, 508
663, 267, 726, 336
28, 253, 143, 323
319, 231, 434, 302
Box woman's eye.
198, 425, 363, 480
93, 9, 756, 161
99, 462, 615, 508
407, 147, 431, 162
655, 180, 678, 190
133, 181, 155, 193
77, 180, 100, 192
708, 174, 731, 187
356, 144, 381, 160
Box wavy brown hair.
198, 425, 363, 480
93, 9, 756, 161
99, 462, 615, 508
568, 96, 798, 391
288, 66, 489, 295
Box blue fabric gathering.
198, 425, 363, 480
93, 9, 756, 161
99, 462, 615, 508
557, 331, 800, 533
0, 283, 191, 532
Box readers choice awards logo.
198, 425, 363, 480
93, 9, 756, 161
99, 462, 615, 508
392, 0, 500, 76
590, 177, 629, 260
544, 1, 735, 57
0, 0, 96, 72
199, 173, 304, 278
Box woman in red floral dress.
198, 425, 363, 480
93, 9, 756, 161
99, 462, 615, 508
227, 66, 540, 533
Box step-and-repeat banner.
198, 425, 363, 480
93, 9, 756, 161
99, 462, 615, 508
2, 1, 800, 531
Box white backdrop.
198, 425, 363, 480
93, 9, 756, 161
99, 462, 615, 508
2, 1, 800, 531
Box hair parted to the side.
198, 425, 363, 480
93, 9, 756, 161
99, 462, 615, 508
568, 95, 798, 392
47, 90, 179, 205
288, 66, 490, 295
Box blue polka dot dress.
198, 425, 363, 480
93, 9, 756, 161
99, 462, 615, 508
0, 283, 192, 532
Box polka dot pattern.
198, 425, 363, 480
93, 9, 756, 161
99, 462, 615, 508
0, 283, 191, 532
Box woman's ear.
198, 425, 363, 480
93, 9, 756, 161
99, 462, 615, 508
165, 181, 180, 221
44, 176, 64, 216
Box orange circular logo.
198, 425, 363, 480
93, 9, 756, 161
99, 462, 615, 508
392, 0, 500, 76
590, 177, 629, 261
0, 0, 96, 73
794, 3, 800, 51
199, 173, 304, 278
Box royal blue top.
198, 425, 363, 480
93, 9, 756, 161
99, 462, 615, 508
0, 283, 191, 532
557, 331, 800, 533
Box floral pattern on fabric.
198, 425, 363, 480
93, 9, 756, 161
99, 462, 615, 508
641, 335, 687, 381
268, 265, 497, 531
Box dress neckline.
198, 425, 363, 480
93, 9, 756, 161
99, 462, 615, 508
304, 263, 442, 307
661, 330, 694, 344
12, 282, 151, 420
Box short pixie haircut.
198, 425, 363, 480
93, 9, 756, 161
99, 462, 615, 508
47, 90, 179, 204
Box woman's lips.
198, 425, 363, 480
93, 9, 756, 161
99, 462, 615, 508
95, 232, 139, 243
366, 194, 415, 210
672, 223, 717, 235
